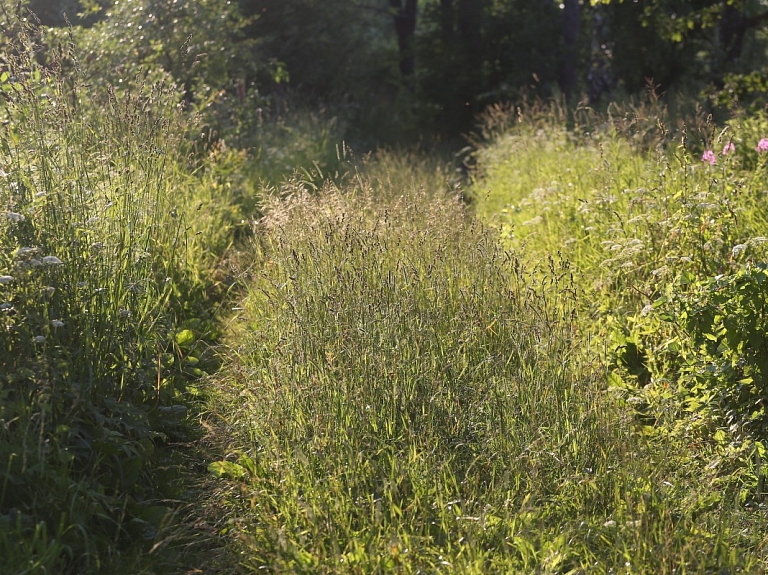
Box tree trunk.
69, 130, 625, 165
720, 4, 747, 64
440, 0, 453, 43
559, 0, 580, 101
458, 0, 482, 70
390, 0, 418, 80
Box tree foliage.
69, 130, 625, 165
21, 0, 768, 139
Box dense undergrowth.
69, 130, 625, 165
4, 4, 768, 574
472, 102, 768, 498
0, 24, 245, 573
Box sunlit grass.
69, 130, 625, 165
205, 156, 765, 573
4, 10, 768, 573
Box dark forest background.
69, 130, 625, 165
23, 0, 768, 145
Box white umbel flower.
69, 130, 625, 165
4, 212, 25, 223
16, 246, 36, 257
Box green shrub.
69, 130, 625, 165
616, 261, 768, 460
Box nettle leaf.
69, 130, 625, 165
175, 329, 196, 348
208, 460, 247, 481
238, 454, 257, 477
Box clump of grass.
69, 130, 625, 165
208, 159, 761, 572
0, 20, 238, 573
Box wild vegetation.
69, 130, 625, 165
2, 0, 768, 573
209, 152, 767, 572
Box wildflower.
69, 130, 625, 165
732, 244, 746, 257
721, 142, 735, 156
756, 139, 768, 153
4, 211, 24, 223
15, 246, 36, 257
42, 256, 62, 265
522, 215, 543, 226
0, 275, 13, 284
50, 320, 64, 328
701, 150, 717, 165
34, 335, 46, 343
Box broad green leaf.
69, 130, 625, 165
208, 460, 247, 480
175, 329, 196, 348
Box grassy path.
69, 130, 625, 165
2, 34, 767, 568
201, 143, 768, 573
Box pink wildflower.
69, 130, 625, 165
701, 150, 717, 165
756, 138, 768, 153
721, 142, 735, 156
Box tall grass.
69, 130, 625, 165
0, 22, 237, 573
207, 158, 762, 572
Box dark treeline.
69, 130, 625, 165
28, 0, 768, 139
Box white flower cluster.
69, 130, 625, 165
4, 211, 25, 223
12, 247, 64, 269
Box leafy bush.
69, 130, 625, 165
619, 260, 768, 441
62, 0, 258, 94
660, 263, 768, 436
33, 0, 282, 159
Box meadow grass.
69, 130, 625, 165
0, 24, 242, 574
3, 11, 768, 573
206, 155, 766, 573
